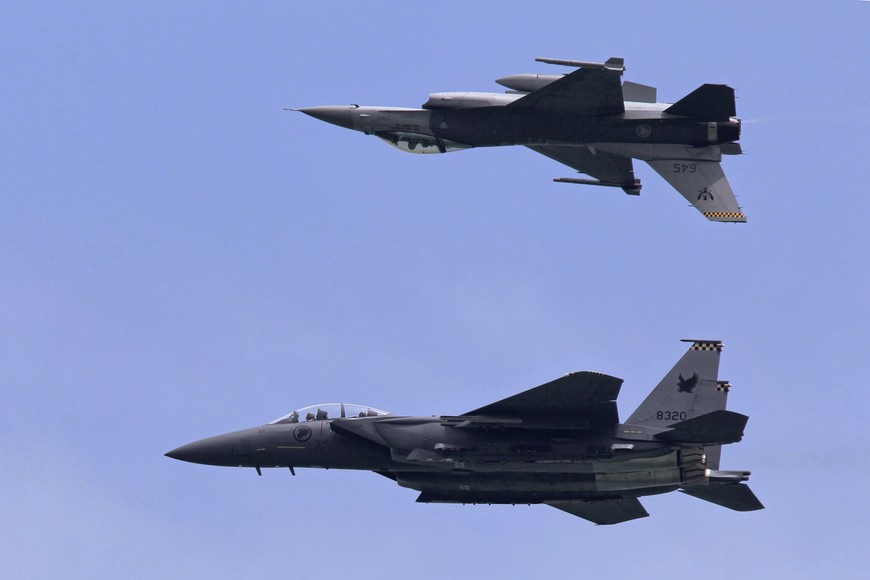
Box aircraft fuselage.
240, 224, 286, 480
166, 415, 699, 503
300, 103, 740, 152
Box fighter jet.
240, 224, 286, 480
297, 57, 747, 222
166, 340, 762, 525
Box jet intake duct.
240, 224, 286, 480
376, 132, 472, 155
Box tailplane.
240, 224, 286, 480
680, 483, 764, 512
655, 409, 747, 445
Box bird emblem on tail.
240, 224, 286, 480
677, 372, 700, 393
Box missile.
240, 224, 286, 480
554, 177, 641, 196
536, 56, 625, 73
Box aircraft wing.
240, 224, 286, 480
546, 498, 649, 525
444, 371, 622, 431
646, 158, 746, 222
507, 66, 624, 116
527, 145, 639, 192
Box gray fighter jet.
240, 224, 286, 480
297, 57, 747, 222
166, 340, 762, 525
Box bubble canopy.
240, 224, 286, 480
269, 403, 391, 424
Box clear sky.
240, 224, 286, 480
2, 2, 869, 578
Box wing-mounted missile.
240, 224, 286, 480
554, 177, 642, 196
495, 57, 625, 96
535, 56, 625, 73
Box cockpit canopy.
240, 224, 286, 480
269, 403, 391, 424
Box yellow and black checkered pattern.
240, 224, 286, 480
690, 341, 723, 351
704, 211, 747, 221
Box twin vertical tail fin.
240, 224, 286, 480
625, 339, 764, 512
626, 339, 745, 449
625, 339, 730, 431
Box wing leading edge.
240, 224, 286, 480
444, 371, 623, 431
508, 66, 625, 116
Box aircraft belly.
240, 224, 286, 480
395, 449, 682, 497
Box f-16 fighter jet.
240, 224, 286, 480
298, 57, 746, 222
166, 340, 762, 525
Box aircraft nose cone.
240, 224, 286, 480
297, 106, 357, 130
165, 441, 209, 464
165, 435, 236, 466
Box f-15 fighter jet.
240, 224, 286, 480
297, 57, 747, 222
166, 340, 762, 525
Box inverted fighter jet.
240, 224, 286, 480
297, 57, 747, 222
166, 340, 762, 525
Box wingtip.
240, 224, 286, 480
703, 211, 747, 223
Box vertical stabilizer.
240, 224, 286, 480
663, 84, 736, 120
625, 340, 729, 429
704, 380, 731, 470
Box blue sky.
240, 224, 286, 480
2, 2, 869, 578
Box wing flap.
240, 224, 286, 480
546, 498, 649, 525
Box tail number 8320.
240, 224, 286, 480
656, 410, 688, 421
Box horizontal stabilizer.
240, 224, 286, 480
646, 158, 746, 222
680, 484, 764, 512
664, 84, 736, 120
546, 498, 649, 525
655, 410, 747, 445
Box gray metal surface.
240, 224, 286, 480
167, 340, 763, 525
296, 57, 748, 222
